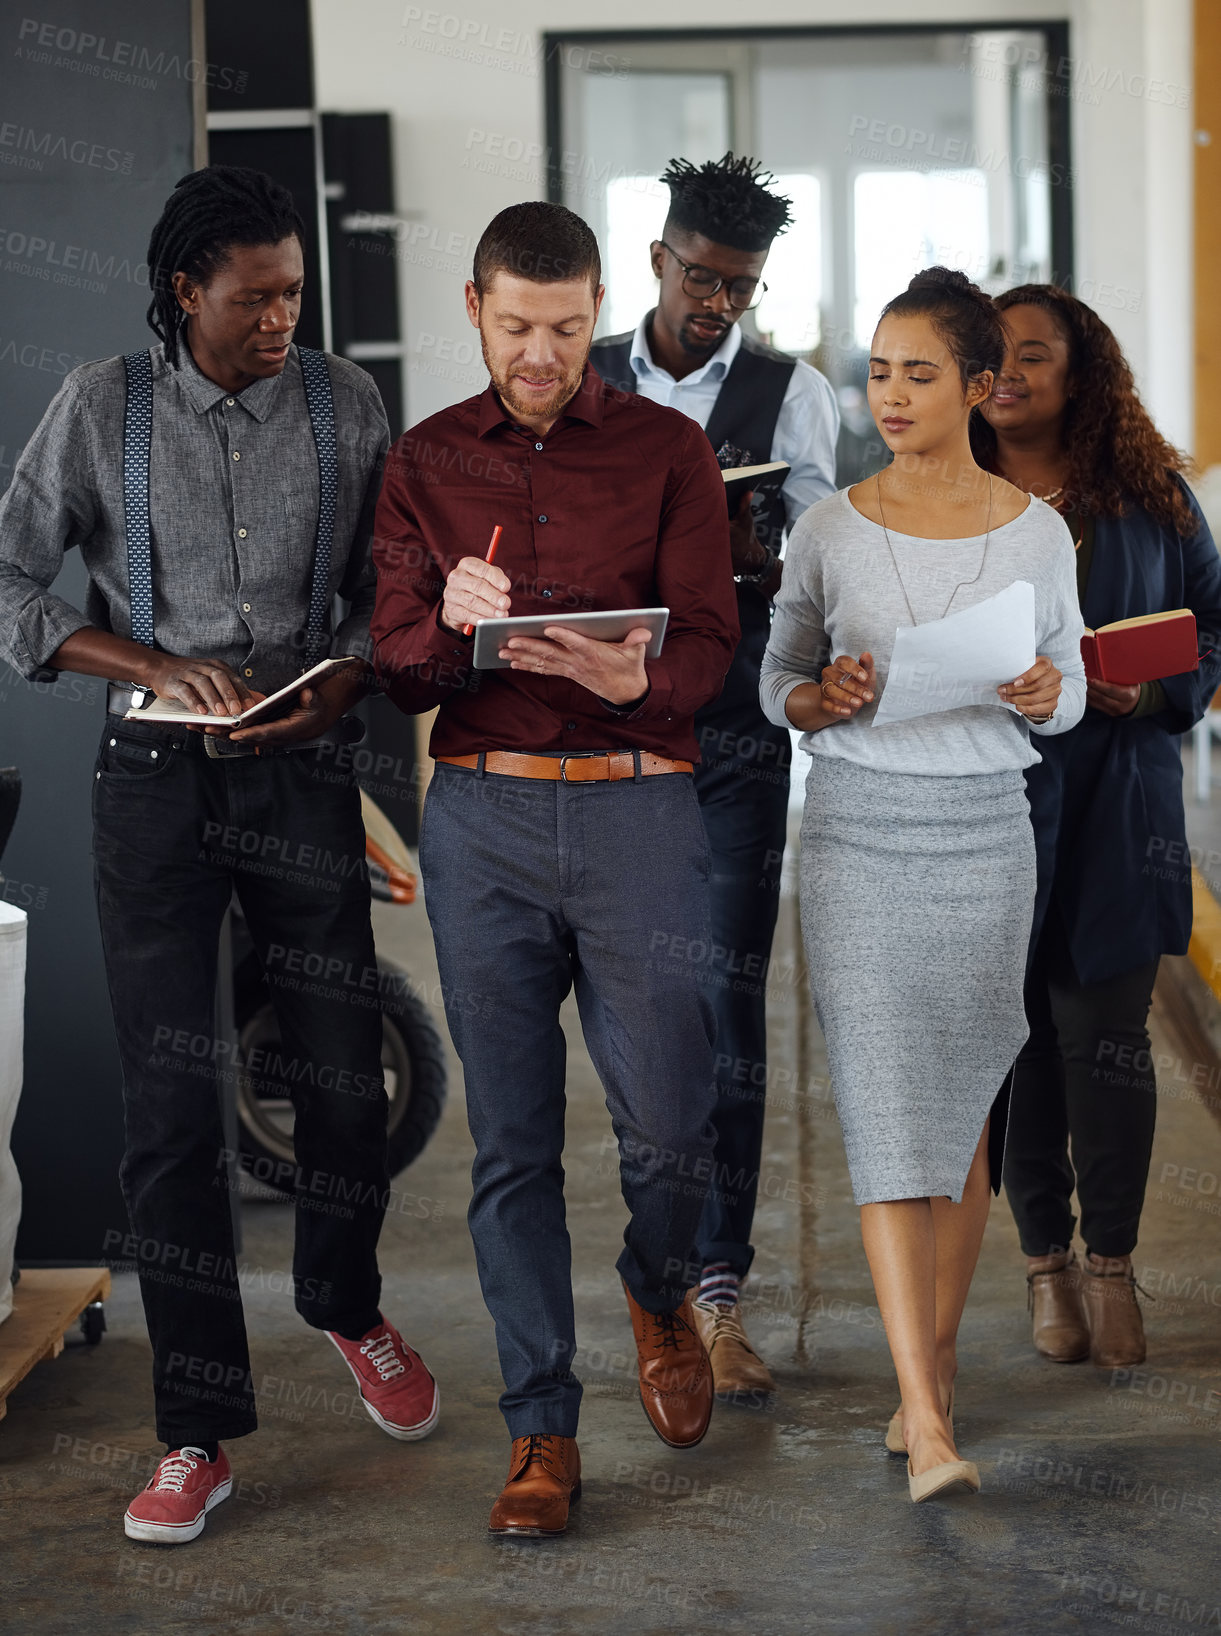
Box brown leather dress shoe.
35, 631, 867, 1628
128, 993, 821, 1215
1027, 1250, 1090, 1362
623, 1284, 713, 1448
1082, 1253, 1147, 1367
691, 1298, 776, 1398
488, 1434, 581, 1537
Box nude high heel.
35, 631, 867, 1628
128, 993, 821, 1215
885, 1384, 954, 1456
908, 1457, 980, 1503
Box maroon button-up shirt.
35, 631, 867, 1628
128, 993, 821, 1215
370, 365, 739, 762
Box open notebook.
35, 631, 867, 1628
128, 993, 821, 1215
123, 656, 359, 727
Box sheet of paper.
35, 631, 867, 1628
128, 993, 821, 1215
871, 580, 1036, 728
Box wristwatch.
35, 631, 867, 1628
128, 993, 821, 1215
735, 546, 778, 587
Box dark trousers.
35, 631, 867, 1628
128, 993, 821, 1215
1003, 906, 1159, 1259
419, 761, 718, 1438
92, 717, 388, 1446
692, 711, 791, 1279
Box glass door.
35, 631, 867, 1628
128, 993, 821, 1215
558, 47, 737, 338
550, 25, 1070, 479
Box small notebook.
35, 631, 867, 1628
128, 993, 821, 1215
1080, 610, 1198, 685
123, 655, 359, 727
722, 461, 789, 513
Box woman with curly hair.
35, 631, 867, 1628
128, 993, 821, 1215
973, 285, 1221, 1368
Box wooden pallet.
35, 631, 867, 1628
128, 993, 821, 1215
0, 1267, 111, 1422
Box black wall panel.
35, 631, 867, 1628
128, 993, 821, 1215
205, 0, 313, 113
207, 125, 326, 353
0, 0, 198, 1260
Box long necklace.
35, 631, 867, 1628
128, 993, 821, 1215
876, 471, 994, 626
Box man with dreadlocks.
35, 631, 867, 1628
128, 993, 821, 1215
593, 153, 839, 1401
0, 166, 439, 1543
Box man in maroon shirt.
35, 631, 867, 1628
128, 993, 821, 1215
372, 202, 738, 1537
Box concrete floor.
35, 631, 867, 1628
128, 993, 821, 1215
3, 815, 1221, 1636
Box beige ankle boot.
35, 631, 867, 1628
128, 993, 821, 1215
1027, 1250, 1089, 1362
1081, 1252, 1146, 1367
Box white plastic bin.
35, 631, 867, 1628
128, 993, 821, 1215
0, 900, 27, 1324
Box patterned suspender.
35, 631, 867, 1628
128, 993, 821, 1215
121, 350, 155, 648
120, 345, 339, 666
297, 346, 338, 666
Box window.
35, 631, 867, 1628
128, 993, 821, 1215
563, 67, 732, 339
853, 169, 991, 347
755, 173, 822, 354
603, 174, 669, 337
552, 27, 1068, 382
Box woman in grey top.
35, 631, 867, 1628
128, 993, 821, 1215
761, 268, 1086, 1502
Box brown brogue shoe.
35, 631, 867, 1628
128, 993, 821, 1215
488, 1434, 581, 1537
1082, 1253, 1147, 1367
691, 1298, 776, 1400
1027, 1250, 1090, 1362
623, 1283, 713, 1448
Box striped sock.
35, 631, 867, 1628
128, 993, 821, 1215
698, 1262, 740, 1308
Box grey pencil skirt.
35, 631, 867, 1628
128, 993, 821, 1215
799, 754, 1036, 1206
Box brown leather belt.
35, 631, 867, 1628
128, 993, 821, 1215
436, 751, 693, 783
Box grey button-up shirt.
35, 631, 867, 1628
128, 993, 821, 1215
0, 341, 389, 694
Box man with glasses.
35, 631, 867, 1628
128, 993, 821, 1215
593, 153, 839, 1401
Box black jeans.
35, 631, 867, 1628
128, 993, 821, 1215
692, 711, 791, 1279
1003, 906, 1159, 1259
92, 717, 388, 1446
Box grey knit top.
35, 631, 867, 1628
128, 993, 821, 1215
760, 487, 1087, 776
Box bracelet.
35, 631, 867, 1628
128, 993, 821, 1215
735, 546, 778, 587
1027, 711, 1054, 724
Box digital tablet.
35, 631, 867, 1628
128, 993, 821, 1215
472, 607, 669, 670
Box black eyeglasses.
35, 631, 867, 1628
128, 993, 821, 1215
658, 240, 767, 310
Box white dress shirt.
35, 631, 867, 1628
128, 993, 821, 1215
625, 315, 840, 533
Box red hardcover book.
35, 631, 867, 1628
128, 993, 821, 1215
1080, 609, 1198, 685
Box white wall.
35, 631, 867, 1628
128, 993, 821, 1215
311, 0, 1196, 449
1069, 0, 1195, 450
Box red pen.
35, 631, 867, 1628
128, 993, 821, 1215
462, 524, 504, 637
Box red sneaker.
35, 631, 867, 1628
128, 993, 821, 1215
124, 1446, 233, 1543
326, 1318, 440, 1441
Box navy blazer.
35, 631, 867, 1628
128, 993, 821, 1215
1027, 478, 1221, 983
